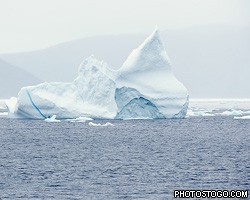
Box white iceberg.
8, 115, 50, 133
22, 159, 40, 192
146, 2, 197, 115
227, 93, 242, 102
10, 28, 189, 120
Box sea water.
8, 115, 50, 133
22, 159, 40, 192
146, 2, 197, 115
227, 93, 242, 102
0, 117, 249, 199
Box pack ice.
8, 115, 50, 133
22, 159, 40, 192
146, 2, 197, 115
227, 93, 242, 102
10, 28, 189, 119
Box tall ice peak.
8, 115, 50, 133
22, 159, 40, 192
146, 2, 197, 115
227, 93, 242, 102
140, 26, 161, 47
118, 28, 172, 75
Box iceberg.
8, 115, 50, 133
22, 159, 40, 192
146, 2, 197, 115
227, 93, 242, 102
10, 28, 188, 119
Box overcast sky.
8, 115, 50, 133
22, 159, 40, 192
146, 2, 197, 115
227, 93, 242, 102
0, 0, 249, 53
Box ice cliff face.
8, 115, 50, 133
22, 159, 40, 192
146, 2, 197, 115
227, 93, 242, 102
11, 28, 188, 119
115, 87, 165, 119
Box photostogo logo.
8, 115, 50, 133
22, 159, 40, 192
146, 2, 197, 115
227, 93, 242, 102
174, 190, 248, 198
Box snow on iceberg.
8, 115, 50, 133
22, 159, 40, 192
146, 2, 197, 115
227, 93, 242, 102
115, 28, 189, 118
11, 28, 188, 119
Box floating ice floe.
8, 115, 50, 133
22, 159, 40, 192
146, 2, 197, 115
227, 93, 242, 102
234, 115, 250, 120
69, 116, 93, 122
88, 122, 114, 126
188, 99, 250, 117
44, 115, 61, 123
189, 99, 250, 111
0, 112, 8, 116
221, 109, 244, 116
187, 110, 215, 117
187, 108, 250, 117
122, 117, 154, 120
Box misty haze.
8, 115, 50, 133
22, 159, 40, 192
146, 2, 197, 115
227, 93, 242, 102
0, 1, 249, 199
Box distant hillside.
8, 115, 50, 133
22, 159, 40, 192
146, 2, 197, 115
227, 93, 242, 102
1, 25, 249, 98
0, 35, 144, 82
0, 59, 41, 98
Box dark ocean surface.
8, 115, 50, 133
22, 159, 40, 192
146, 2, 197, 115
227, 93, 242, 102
0, 117, 249, 199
